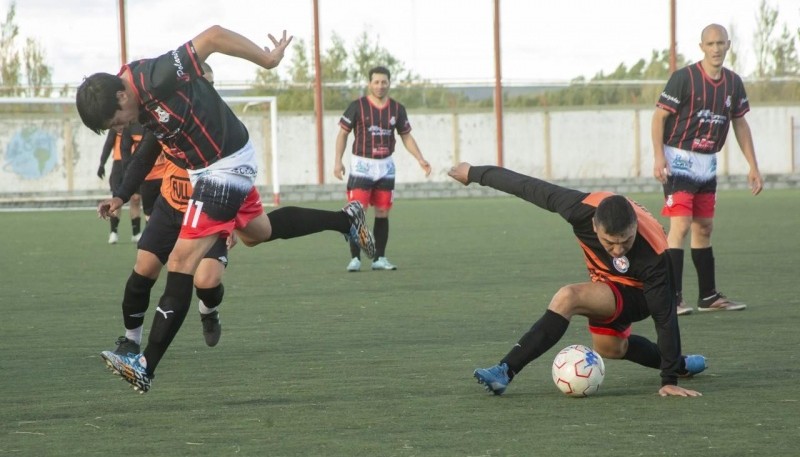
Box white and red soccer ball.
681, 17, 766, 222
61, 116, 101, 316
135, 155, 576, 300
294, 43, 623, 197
552, 344, 605, 397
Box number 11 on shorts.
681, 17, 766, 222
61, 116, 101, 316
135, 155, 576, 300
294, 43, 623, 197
183, 199, 204, 228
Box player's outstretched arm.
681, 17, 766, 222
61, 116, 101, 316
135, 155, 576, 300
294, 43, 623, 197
658, 384, 702, 397
191, 25, 292, 70
447, 162, 471, 185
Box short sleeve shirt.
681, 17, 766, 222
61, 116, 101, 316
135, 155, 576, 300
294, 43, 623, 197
339, 96, 411, 159
656, 62, 749, 154
121, 41, 249, 170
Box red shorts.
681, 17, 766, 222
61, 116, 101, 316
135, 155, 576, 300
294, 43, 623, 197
179, 187, 264, 239
661, 191, 716, 218
347, 188, 394, 211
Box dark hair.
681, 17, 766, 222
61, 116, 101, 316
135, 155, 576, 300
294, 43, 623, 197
594, 195, 636, 235
368, 66, 391, 81
76, 73, 125, 134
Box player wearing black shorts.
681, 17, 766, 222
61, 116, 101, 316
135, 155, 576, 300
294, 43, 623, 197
111, 157, 231, 357
77, 26, 375, 394
98, 129, 142, 244
448, 163, 706, 397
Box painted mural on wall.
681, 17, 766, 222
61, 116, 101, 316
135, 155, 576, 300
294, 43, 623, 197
4, 127, 58, 179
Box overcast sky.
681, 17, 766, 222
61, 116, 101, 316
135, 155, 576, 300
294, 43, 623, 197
3, 0, 799, 85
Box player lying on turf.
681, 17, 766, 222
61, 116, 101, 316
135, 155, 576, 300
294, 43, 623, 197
448, 162, 706, 397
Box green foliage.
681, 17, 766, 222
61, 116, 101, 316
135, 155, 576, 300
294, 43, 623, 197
0, 1, 53, 98
23, 36, 52, 97
0, 1, 21, 96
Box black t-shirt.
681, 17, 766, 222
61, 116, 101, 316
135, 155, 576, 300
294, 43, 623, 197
339, 96, 411, 158
120, 40, 248, 170
467, 165, 682, 386
656, 62, 749, 154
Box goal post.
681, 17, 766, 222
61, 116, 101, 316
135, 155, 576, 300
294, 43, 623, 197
225, 95, 280, 206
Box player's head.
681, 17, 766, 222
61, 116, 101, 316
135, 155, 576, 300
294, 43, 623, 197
699, 24, 730, 69
593, 195, 637, 258
201, 62, 214, 85
367, 66, 391, 100
76, 73, 138, 134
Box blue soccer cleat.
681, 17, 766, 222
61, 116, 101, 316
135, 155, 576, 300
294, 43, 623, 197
101, 350, 152, 393
681, 354, 707, 377
473, 363, 511, 395
342, 201, 376, 259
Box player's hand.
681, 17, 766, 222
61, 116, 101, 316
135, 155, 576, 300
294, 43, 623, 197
419, 158, 432, 177
227, 232, 239, 250
264, 30, 293, 68
333, 162, 345, 181
97, 197, 124, 220
97, 165, 105, 179
653, 156, 669, 184
748, 169, 763, 196
658, 385, 702, 397
447, 162, 472, 185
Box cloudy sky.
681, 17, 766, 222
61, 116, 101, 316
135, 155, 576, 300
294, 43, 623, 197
3, 0, 799, 85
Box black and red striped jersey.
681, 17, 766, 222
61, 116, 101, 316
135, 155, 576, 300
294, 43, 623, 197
466, 165, 681, 386
656, 62, 749, 154
119, 41, 248, 170
339, 96, 411, 158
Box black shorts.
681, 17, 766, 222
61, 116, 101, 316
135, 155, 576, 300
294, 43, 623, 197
139, 179, 162, 217
588, 282, 652, 337
346, 175, 395, 191
138, 196, 229, 265
109, 160, 124, 194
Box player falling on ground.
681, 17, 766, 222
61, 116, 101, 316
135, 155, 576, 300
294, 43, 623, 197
448, 162, 706, 397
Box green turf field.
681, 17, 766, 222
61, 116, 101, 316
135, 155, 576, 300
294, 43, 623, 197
1, 189, 798, 456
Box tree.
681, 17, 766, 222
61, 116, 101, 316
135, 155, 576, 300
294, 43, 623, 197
24, 37, 52, 97
350, 31, 407, 82
772, 24, 798, 76
753, 0, 778, 78
0, 1, 21, 96
321, 32, 349, 82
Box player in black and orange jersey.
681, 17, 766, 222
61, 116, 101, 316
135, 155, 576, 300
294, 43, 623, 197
76, 26, 375, 394
124, 122, 166, 222
448, 163, 706, 398
333, 66, 431, 272
652, 24, 762, 315
112, 157, 231, 356
97, 128, 142, 244
109, 66, 230, 356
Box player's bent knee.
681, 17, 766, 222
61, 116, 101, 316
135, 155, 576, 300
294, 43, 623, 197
548, 285, 580, 314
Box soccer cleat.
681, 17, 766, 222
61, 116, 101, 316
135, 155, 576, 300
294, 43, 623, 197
113, 336, 141, 356
680, 354, 707, 377
342, 201, 376, 259
697, 292, 747, 312
201, 310, 222, 347
100, 351, 152, 393
346, 257, 361, 272
473, 363, 511, 395
131, 232, 142, 243
676, 302, 693, 316
108, 232, 119, 244
371, 256, 397, 270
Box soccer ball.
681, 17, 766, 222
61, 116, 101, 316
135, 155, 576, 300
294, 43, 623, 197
551, 344, 605, 397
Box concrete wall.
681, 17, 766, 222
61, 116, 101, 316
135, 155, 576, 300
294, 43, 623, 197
1, 105, 798, 200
